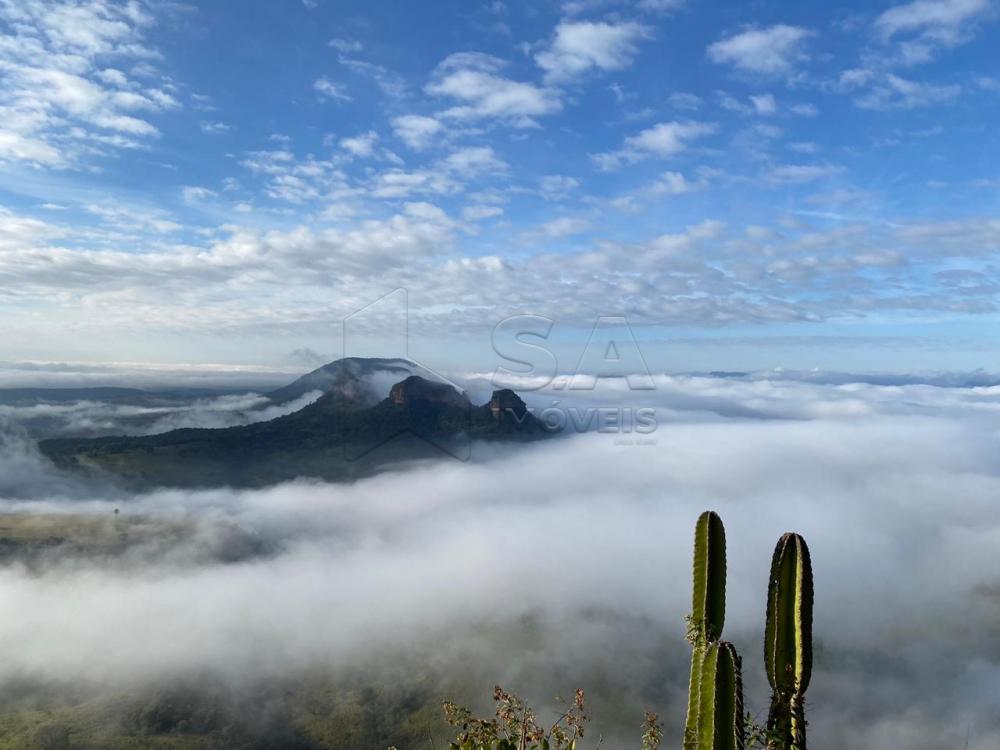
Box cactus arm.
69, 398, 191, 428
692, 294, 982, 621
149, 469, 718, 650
764, 533, 813, 693
692, 511, 726, 641
764, 533, 814, 750
685, 511, 727, 748
683, 647, 704, 750
696, 642, 745, 750
683, 648, 701, 750
794, 537, 813, 694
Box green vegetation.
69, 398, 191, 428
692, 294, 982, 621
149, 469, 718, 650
0, 513, 183, 565
681, 512, 814, 750
682, 512, 743, 750
763, 534, 813, 750
694, 643, 743, 750
683, 511, 728, 750
39, 379, 549, 490
0, 680, 446, 750
0, 510, 815, 749
0, 513, 266, 567
440, 688, 664, 750
442, 686, 588, 750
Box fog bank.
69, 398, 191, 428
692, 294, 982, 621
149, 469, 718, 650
0, 376, 998, 747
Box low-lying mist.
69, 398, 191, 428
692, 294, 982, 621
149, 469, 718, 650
0, 375, 999, 748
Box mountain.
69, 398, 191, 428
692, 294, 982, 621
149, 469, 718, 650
265, 357, 441, 405
39, 360, 549, 489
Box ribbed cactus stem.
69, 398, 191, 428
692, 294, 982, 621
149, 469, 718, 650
692, 511, 727, 641
764, 533, 813, 750
696, 642, 745, 750
683, 647, 704, 750
684, 511, 727, 750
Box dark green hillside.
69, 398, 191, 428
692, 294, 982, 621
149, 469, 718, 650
39, 375, 548, 489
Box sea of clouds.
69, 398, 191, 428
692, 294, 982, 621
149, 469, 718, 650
0, 372, 998, 748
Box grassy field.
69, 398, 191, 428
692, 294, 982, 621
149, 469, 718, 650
0, 512, 268, 568
0, 679, 447, 750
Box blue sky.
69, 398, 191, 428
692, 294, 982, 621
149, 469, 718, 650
0, 0, 999, 373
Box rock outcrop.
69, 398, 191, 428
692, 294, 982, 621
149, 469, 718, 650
389, 375, 469, 408
489, 389, 528, 422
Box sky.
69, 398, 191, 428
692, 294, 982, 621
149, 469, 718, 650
1, 0, 999, 374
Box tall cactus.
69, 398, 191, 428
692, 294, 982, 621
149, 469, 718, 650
696, 642, 745, 750
764, 533, 814, 750
691, 510, 727, 641
683, 511, 727, 749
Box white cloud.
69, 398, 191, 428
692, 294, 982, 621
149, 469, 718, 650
538, 174, 580, 200
524, 216, 592, 240
790, 102, 819, 116
440, 146, 507, 176
240, 148, 352, 204
369, 169, 458, 199
392, 115, 444, 150
592, 120, 716, 170
838, 68, 875, 88
3, 205, 1000, 338
648, 170, 707, 195
767, 163, 843, 184
182, 186, 217, 204
874, 0, 991, 64
340, 131, 379, 158
668, 91, 702, 110
427, 52, 562, 126
750, 93, 777, 115
707, 25, 812, 76
0, 129, 64, 165
5, 377, 1000, 750
789, 141, 821, 154
627, 121, 715, 155
834, 68, 960, 110
535, 20, 652, 82
200, 121, 230, 134
854, 73, 961, 109
313, 77, 351, 102
328, 37, 363, 53
0, 0, 174, 167
364, 147, 507, 200
84, 202, 182, 233
337, 56, 408, 98
462, 204, 505, 221
637, 0, 685, 9
95, 68, 128, 87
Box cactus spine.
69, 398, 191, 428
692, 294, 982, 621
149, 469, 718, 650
684, 511, 743, 750
696, 642, 745, 750
764, 533, 814, 750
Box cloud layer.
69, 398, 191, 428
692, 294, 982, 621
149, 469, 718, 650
0, 377, 999, 747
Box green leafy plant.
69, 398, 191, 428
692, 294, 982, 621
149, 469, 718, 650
641, 711, 664, 750
442, 691, 668, 750
442, 686, 586, 750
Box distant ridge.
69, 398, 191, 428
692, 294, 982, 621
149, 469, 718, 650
40, 359, 549, 489
265, 357, 442, 405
